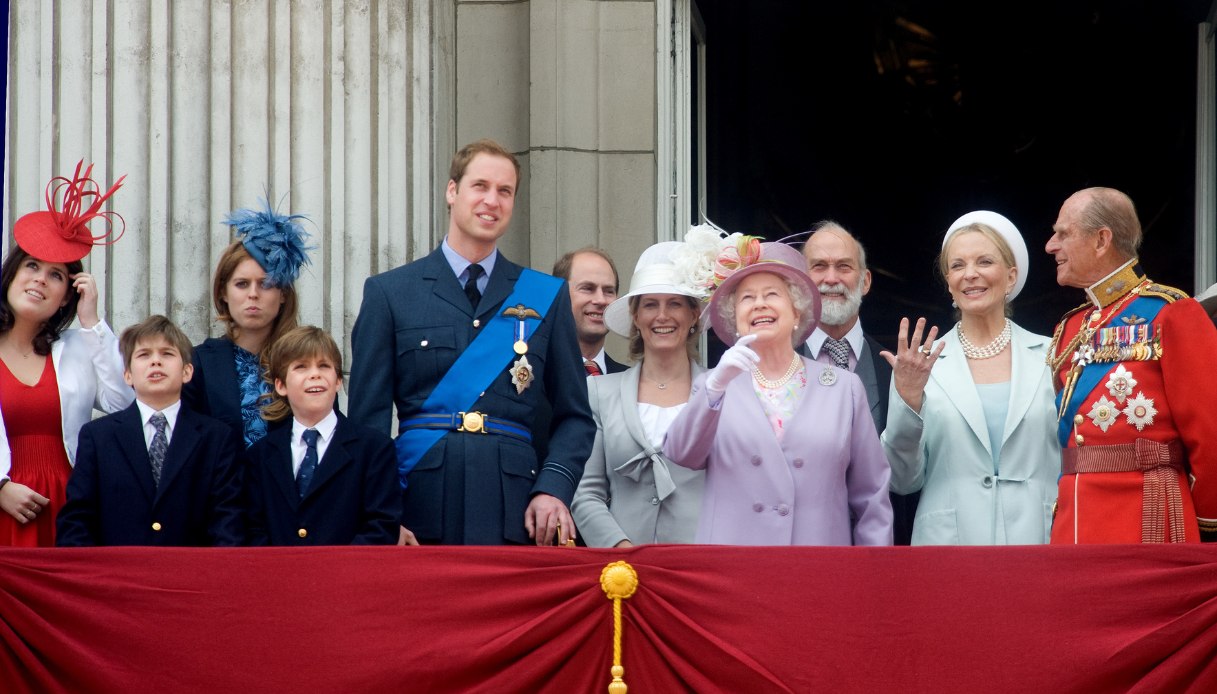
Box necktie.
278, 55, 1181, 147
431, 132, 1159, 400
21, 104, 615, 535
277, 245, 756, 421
297, 429, 320, 498
584, 359, 603, 376
823, 337, 851, 369
149, 412, 168, 486
465, 263, 484, 309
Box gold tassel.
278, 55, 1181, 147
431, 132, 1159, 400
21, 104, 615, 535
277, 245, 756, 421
600, 561, 639, 694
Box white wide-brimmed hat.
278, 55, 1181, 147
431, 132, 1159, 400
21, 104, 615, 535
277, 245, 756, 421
604, 241, 707, 337
944, 210, 1029, 301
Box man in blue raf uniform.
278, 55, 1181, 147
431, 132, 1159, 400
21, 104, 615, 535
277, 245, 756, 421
348, 139, 594, 546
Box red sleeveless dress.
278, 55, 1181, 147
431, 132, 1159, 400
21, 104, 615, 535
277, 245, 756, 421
0, 357, 72, 547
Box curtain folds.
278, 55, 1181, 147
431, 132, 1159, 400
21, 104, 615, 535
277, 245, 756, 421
2, 545, 1217, 693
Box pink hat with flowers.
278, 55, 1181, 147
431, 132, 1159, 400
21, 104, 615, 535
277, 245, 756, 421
706, 237, 821, 346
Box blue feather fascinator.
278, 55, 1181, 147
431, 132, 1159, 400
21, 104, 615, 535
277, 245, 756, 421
223, 196, 314, 288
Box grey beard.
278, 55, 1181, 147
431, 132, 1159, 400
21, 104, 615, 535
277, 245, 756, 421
817, 282, 863, 326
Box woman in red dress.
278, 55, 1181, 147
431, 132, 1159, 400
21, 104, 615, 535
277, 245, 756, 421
0, 163, 134, 546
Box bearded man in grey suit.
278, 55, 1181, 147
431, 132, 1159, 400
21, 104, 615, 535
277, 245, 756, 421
801, 220, 917, 545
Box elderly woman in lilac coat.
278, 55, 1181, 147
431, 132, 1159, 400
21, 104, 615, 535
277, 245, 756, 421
664, 237, 892, 545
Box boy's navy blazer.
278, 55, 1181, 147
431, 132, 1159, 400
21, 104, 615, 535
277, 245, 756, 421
57, 403, 244, 547
245, 413, 399, 546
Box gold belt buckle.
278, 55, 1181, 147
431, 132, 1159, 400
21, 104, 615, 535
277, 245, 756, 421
458, 411, 486, 434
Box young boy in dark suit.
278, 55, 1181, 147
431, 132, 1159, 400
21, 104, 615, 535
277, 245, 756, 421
57, 315, 244, 546
245, 326, 398, 545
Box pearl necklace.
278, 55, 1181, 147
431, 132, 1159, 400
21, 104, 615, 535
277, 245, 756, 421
752, 353, 802, 389
956, 318, 1012, 360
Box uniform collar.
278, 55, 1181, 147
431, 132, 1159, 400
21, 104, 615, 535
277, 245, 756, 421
1085, 258, 1145, 309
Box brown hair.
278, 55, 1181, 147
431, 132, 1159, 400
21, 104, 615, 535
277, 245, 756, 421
627, 294, 702, 362
0, 247, 84, 356
448, 139, 521, 189
259, 325, 343, 423
212, 240, 300, 347
119, 315, 194, 370
552, 247, 620, 291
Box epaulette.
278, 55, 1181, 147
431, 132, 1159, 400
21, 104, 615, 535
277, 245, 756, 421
1141, 283, 1189, 302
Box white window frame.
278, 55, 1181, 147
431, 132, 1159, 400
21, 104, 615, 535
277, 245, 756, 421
657, 0, 707, 243
1197, 12, 1217, 294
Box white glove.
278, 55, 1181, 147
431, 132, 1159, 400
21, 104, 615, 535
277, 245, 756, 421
705, 334, 760, 393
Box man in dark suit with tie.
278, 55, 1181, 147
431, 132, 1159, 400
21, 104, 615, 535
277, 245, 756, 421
552, 248, 628, 375
348, 138, 594, 546
801, 221, 917, 545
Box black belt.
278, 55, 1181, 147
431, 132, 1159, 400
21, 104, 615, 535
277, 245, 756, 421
401, 412, 532, 443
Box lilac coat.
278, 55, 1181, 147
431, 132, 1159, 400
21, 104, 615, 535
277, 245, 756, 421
664, 359, 893, 546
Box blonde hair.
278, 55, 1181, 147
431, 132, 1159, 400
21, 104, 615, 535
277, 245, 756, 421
938, 223, 1017, 317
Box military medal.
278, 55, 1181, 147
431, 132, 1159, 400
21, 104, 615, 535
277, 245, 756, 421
1087, 395, 1118, 433
510, 354, 534, 394
1071, 343, 1095, 368
1105, 365, 1136, 403
818, 367, 837, 386
503, 303, 541, 356
1122, 392, 1157, 431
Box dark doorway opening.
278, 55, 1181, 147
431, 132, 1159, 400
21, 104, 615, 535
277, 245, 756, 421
699, 0, 1209, 346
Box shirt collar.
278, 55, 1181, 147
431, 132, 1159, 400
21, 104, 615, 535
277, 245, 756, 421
586, 346, 607, 373
806, 320, 864, 358
136, 399, 182, 430
441, 236, 498, 281
293, 410, 339, 444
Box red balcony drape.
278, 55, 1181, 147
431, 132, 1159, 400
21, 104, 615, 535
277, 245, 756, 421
2, 545, 1216, 693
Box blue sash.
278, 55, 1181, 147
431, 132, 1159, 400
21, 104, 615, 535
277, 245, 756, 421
1055, 295, 1166, 446
394, 268, 562, 488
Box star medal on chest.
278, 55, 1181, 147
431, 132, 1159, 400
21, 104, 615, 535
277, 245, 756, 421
502, 304, 541, 393
510, 355, 534, 394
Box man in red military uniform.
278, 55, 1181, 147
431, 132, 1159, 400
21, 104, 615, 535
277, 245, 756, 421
1046, 187, 1217, 543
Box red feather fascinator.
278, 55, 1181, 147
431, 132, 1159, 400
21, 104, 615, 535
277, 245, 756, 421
13, 161, 126, 262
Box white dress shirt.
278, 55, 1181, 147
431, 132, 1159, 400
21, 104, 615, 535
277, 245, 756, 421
806, 320, 864, 371
290, 410, 339, 477
586, 347, 609, 374
135, 399, 182, 451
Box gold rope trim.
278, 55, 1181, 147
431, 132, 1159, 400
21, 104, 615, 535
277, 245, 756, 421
600, 561, 639, 694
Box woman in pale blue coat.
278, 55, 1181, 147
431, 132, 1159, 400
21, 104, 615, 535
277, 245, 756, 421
881, 212, 1058, 545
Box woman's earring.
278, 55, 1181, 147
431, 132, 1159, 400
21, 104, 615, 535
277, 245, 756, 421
951, 300, 957, 309
689, 326, 696, 335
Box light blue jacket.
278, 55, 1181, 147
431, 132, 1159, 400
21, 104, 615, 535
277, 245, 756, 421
881, 321, 1059, 545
